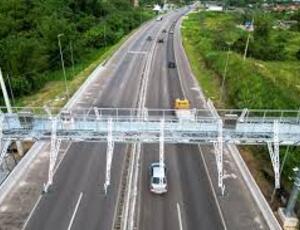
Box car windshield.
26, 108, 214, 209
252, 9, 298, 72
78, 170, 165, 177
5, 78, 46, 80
152, 177, 160, 184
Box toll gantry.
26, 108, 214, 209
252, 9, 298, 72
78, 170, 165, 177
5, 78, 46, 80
0, 104, 300, 194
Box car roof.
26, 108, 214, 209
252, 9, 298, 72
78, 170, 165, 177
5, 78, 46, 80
152, 165, 165, 178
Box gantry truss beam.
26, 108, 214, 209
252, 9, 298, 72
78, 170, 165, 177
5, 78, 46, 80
0, 107, 299, 145
1, 106, 300, 191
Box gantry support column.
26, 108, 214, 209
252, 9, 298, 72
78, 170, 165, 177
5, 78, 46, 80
104, 118, 114, 195
44, 117, 61, 193
267, 120, 280, 189
207, 99, 224, 193
159, 118, 165, 168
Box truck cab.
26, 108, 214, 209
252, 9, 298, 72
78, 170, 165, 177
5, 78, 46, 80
174, 98, 190, 110
174, 98, 194, 120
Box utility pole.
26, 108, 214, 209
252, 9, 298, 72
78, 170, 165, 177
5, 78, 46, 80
243, 33, 251, 61
6, 74, 15, 106
57, 34, 70, 99
285, 169, 300, 217
278, 167, 300, 229
243, 18, 254, 61
103, 25, 106, 49
0, 70, 12, 113
220, 46, 231, 101
69, 41, 75, 78
0, 68, 24, 156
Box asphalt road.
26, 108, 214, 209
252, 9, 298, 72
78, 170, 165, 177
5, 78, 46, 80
25, 9, 225, 230
138, 12, 224, 230
24, 13, 167, 230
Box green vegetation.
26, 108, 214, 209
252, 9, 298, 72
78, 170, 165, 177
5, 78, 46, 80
17, 31, 133, 107
204, 0, 297, 8
0, 0, 153, 105
140, 0, 190, 7
182, 11, 300, 189
182, 11, 300, 109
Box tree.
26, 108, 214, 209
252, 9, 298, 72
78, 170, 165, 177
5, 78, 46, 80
0, 0, 153, 100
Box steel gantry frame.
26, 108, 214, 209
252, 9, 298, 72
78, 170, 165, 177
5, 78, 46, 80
267, 120, 280, 189
104, 118, 114, 195
159, 118, 165, 168
207, 99, 224, 191
1, 106, 300, 192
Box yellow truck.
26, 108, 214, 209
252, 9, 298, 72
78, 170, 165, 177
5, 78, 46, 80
174, 98, 194, 120
174, 98, 190, 110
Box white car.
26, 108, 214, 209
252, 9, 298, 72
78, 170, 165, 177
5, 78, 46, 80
149, 162, 167, 194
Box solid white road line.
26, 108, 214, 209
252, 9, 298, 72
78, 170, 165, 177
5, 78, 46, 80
177, 202, 184, 230
67, 192, 83, 230
21, 194, 43, 230
198, 145, 227, 230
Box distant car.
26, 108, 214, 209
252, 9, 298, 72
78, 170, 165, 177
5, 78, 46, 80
149, 162, 167, 194
156, 16, 163, 21
157, 38, 164, 43
147, 36, 152, 41
168, 61, 176, 68
162, 29, 167, 33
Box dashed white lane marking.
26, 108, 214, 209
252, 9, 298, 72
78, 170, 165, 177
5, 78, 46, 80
128, 50, 147, 55
222, 173, 238, 180
191, 87, 200, 91
177, 202, 184, 230
67, 192, 83, 230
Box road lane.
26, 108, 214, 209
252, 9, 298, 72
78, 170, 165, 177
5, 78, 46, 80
25, 16, 166, 230
139, 10, 224, 230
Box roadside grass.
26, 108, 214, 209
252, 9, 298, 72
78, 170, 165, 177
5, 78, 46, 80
15, 26, 140, 108
181, 10, 300, 208
182, 12, 300, 109
182, 35, 223, 106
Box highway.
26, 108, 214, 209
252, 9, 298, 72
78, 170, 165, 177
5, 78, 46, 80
21, 8, 268, 230
24, 12, 167, 230
138, 13, 224, 230
24, 9, 211, 230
